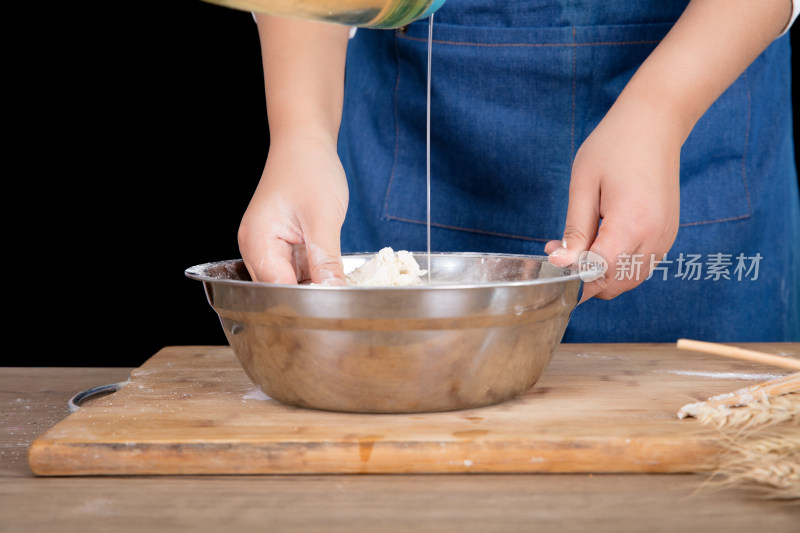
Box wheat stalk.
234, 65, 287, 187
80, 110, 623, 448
692, 393, 800, 499
707, 429, 800, 500
692, 392, 800, 430
674, 341, 800, 498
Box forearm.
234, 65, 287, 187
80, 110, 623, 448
613, 0, 793, 144
256, 15, 350, 144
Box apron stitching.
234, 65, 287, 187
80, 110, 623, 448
382, 32, 404, 220
679, 213, 751, 227
740, 70, 753, 216
679, 71, 753, 227
570, 26, 576, 164
385, 215, 554, 242
383, 30, 753, 237
397, 35, 661, 47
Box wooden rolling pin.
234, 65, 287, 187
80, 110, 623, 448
676, 339, 800, 371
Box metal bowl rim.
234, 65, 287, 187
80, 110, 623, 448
185, 252, 595, 290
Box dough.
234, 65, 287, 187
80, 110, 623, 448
346, 247, 428, 286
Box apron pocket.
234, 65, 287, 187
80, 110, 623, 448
676, 73, 752, 226
383, 22, 575, 242
383, 20, 751, 241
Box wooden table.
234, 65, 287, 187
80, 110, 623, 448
2, 346, 798, 532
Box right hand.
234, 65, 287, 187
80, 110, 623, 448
238, 134, 349, 285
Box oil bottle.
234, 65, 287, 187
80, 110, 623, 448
202, 0, 446, 29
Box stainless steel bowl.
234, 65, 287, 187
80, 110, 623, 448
185, 253, 584, 413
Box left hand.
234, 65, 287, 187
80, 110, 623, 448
545, 0, 792, 303
545, 99, 682, 301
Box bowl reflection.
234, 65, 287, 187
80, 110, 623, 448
185, 253, 582, 413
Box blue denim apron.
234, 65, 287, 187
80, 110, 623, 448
338, 0, 800, 342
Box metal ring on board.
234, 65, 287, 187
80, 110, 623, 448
67, 381, 129, 413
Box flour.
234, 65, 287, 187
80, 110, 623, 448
346, 247, 427, 286
575, 353, 627, 361
243, 387, 272, 401
662, 370, 783, 381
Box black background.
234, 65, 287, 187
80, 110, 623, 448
10, 1, 799, 367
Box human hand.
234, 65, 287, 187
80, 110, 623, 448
544, 0, 792, 303
238, 134, 349, 285
545, 100, 682, 301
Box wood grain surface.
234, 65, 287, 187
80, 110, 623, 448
26, 343, 800, 476
3, 353, 799, 533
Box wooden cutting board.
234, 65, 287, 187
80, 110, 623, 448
28, 343, 798, 476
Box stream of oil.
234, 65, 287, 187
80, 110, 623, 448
425, 14, 433, 283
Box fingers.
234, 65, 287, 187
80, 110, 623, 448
284, 243, 345, 286
580, 214, 672, 302
238, 197, 307, 284
241, 231, 299, 284
547, 173, 600, 267
303, 226, 346, 286
547, 187, 667, 303
544, 239, 563, 255
239, 200, 346, 286
579, 219, 639, 302
240, 221, 345, 286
